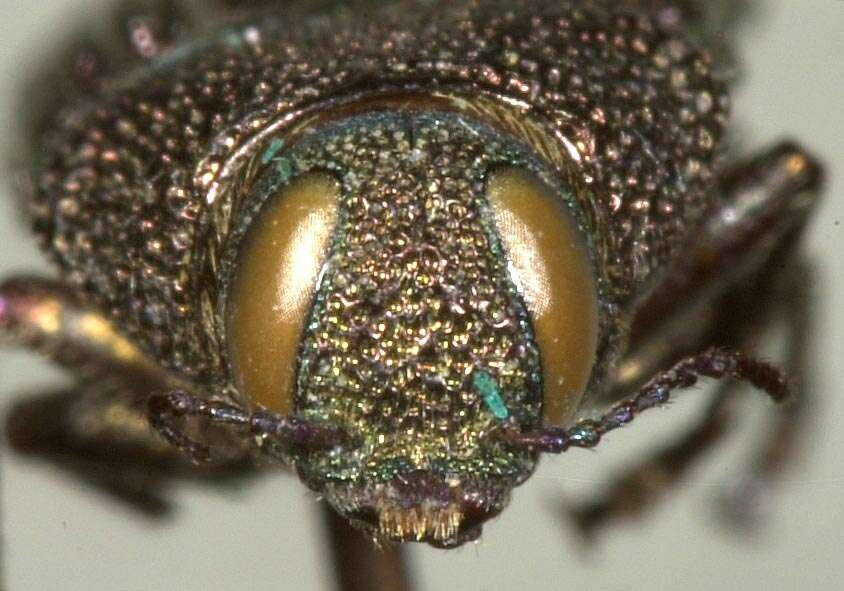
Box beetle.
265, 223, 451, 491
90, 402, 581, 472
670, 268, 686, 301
0, 0, 823, 552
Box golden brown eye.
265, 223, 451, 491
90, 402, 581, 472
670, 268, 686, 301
227, 173, 340, 414
486, 168, 599, 425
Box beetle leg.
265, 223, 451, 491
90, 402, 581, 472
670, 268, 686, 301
564, 140, 820, 532
538, 141, 822, 538
609, 141, 822, 398
148, 390, 355, 463
715, 258, 816, 529
560, 257, 816, 539
554, 264, 795, 538
0, 276, 177, 398
0, 276, 260, 510
502, 347, 788, 453
563, 383, 735, 541
6, 386, 256, 516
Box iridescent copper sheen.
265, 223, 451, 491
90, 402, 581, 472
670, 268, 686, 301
30, 0, 727, 384
289, 114, 544, 481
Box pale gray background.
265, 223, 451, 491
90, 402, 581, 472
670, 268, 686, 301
1, 1, 842, 590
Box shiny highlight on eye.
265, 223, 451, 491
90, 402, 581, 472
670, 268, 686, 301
227, 173, 340, 414
487, 168, 599, 425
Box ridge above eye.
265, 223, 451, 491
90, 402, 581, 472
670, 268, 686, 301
486, 167, 599, 425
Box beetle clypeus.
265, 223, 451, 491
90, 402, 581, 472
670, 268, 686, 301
1, 0, 822, 551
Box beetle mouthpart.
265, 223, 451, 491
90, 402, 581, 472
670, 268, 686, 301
376, 501, 464, 545
367, 490, 496, 548
328, 470, 506, 547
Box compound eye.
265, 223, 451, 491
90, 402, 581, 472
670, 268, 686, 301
487, 168, 598, 425
227, 173, 340, 414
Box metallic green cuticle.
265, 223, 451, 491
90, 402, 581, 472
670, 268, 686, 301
292, 112, 543, 483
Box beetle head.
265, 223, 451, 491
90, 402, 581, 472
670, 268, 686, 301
225, 108, 598, 545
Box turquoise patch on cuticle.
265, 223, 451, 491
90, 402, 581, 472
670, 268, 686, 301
275, 157, 293, 182
473, 370, 509, 420
261, 138, 285, 164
